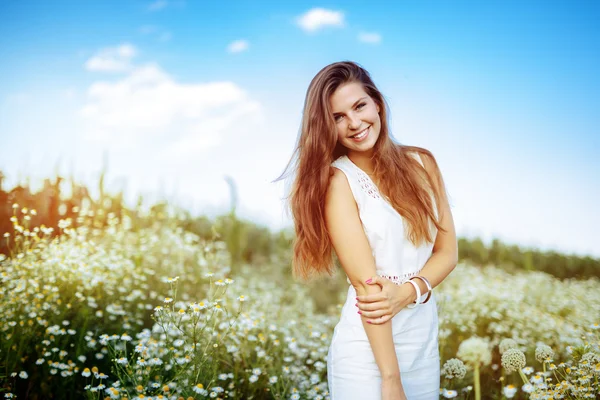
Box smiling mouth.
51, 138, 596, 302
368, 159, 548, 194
350, 126, 369, 139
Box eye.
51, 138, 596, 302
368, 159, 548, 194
334, 114, 343, 122
356, 102, 366, 110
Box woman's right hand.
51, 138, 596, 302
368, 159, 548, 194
381, 375, 407, 400
356, 276, 418, 325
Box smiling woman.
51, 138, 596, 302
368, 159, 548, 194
276, 61, 458, 400
330, 85, 381, 155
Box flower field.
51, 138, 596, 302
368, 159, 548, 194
1, 204, 598, 399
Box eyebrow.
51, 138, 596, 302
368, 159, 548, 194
332, 96, 368, 116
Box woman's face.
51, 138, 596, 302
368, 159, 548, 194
329, 81, 381, 154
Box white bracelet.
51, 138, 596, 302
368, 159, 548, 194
410, 276, 432, 304
405, 279, 421, 308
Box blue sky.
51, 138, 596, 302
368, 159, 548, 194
0, 0, 598, 257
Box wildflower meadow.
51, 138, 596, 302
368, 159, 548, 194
1, 199, 598, 399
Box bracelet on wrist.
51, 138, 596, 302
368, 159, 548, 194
404, 279, 421, 308
409, 275, 432, 304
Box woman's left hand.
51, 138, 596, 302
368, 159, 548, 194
355, 276, 416, 325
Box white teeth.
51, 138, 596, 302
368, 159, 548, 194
352, 127, 368, 139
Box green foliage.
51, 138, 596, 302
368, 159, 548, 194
1, 171, 599, 399
458, 237, 598, 279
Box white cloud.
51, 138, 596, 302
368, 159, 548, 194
227, 39, 249, 54
358, 32, 382, 44
296, 8, 344, 33
80, 49, 262, 155
84, 43, 137, 73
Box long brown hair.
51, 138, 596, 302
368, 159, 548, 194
274, 61, 448, 281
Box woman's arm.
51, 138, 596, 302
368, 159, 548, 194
325, 168, 401, 380
411, 151, 458, 295
356, 151, 458, 324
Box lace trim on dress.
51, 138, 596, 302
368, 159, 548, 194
377, 270, 421, 285
355, 169, 381, 200
345, 270, 420, 286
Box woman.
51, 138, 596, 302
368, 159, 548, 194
279, 61, 458, 399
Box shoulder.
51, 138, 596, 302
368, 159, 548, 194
327, 167, 351, 198
326, 167, 357, 213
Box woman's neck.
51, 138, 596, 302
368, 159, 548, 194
347, 151, 375, 175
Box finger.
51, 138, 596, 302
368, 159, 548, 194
356, 300, 379, 311
360, 308, 389, 319
357, 293, 386, 304
360, 305, 389, 316
367, 314, 392, 325
357, 301, 388, 312
365, 275, 383, 286
356, 277, 386, 301
373, 275, 386, 286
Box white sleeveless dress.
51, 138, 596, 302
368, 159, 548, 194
326, 153, 440, 400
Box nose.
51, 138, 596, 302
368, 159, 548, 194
347, 112, 361, 130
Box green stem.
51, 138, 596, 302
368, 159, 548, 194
474, 364, 481, 400
518, 369, 530, 385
